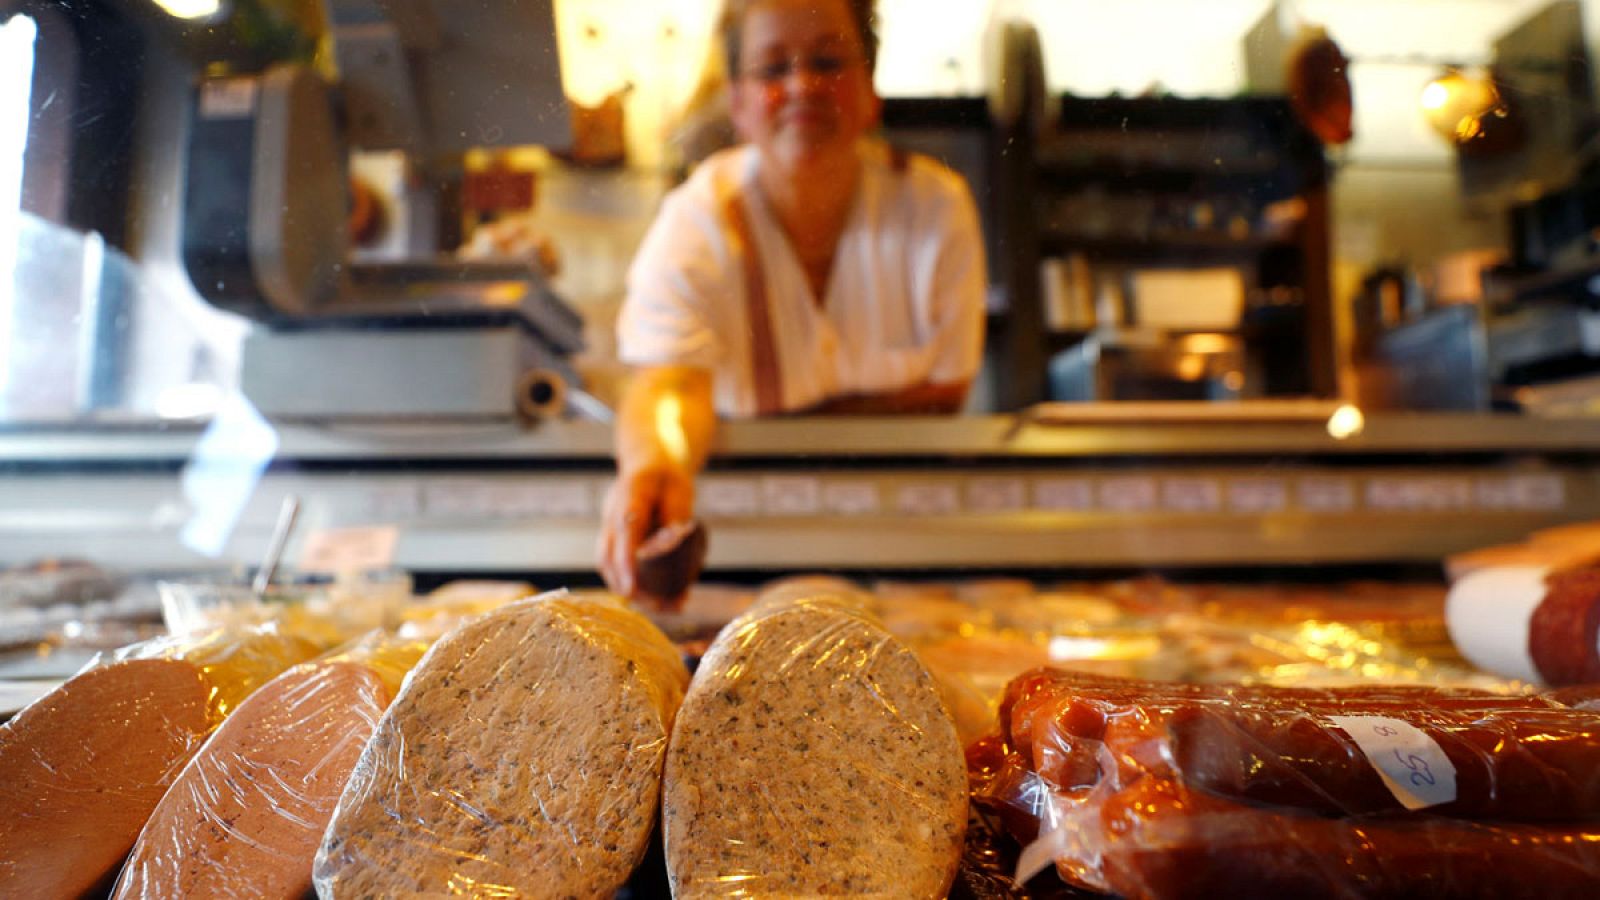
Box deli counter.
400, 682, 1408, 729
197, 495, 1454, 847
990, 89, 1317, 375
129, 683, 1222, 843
5, 409, 1598, 577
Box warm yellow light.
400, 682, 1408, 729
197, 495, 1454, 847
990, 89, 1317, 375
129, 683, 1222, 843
1419, 81, 1450, 111
655, 393, 689, 466
153, 0, 221, 19
1326, 404, 1365, 440
1420, 68, 1499, 142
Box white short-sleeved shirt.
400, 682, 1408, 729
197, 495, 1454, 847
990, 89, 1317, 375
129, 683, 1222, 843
617, 140, 986, 417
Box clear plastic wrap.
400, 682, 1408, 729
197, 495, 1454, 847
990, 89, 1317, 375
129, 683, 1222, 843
0, 625, 320, 898
111, 631, 428, 900
662, 594, 969, 899
973, 669, 1600, 900
313, 593, 689, 898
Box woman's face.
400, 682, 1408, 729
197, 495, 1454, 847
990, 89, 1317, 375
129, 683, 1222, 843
728, 0, 881, 174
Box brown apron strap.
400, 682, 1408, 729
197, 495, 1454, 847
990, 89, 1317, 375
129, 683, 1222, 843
720, 190, 784, 416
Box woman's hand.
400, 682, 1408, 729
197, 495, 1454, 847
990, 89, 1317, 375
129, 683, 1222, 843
598, 365, 716, 606
598, 461, 696, 604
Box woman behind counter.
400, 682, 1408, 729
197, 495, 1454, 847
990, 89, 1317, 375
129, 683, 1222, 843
599, 0, 988, 603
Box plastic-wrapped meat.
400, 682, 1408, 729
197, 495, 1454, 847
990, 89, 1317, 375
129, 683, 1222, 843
977, 670, 1600, 899
1094, 776, 1600, 900
1003, 670, 1600, 821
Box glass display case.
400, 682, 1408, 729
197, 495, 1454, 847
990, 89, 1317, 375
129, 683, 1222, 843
7, 1, 1600, 897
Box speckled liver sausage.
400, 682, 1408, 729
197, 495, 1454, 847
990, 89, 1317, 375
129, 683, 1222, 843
314, 596, 689, 898
112, 660, 398, 900
663, 595, 968, 899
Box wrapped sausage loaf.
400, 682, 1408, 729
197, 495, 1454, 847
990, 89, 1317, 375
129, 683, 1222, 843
313, 593, 688, 898
663, 594, 968, 899
976, 670, 1600, 899
112, 632, 428, 900
0, 627, 320, 899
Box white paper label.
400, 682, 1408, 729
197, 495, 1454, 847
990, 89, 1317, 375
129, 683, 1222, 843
967, 477, 1026, 513
1034, 478, 1094, 511
1229, 479, 1288, 513
1298, 478, 1355, 512
762, 476, 822, 516
1098, 477, 1157, 512
496, 482, 592, 518
699, 478, 760, 517
823, 481, 881, 515
1507, 474, 1565, 511
1327, 715, 1457, 810
300, 525, 399, 574
1162, 477, 1222, 513
896, 482, 960, 516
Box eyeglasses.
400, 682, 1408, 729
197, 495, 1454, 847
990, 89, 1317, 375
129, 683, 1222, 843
739, 51, 863, 85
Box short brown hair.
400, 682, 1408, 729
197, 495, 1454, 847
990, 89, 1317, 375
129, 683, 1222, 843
719, 0, 879, 80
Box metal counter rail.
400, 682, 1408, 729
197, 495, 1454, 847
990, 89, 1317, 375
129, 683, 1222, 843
3, 413, 1600, 572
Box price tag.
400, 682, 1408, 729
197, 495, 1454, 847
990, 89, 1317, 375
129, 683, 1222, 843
1034, 478, 1094, 511
699, 478, 760, 517
1298, 478, 1354, 512
496, 482, 592, 518
1161, 478, 1222, 513
423, 480, 497, 518
299, 526, 399, 575
1508, 474, 1565, 511
823, 481, 881, 515
1366, 477, 1473, 511
1327, 715, 1457, 810
896, 482, 960, 516
967, 477, 1026, 513
364, 485, 421, 521
1098, 477, 1157, 512
762, 476, 822, 516
1229, 479, 1288, 513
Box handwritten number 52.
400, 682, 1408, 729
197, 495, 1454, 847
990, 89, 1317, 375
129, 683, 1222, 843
1392, 749, 1436, 786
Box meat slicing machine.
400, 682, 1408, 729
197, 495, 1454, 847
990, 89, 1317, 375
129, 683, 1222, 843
180, 0, 585, 422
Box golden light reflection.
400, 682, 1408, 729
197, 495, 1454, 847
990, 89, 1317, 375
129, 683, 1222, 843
655, 393, 690, 466
1326, 404, 1365, 441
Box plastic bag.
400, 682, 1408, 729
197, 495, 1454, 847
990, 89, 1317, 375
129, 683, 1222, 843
0, 625, 320, 898
974, 669, 1600, 900
662, 593, 969, 899
313, 593, 688, 898
112, 631, 428, 899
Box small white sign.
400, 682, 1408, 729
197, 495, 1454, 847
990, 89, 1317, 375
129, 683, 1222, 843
1298, 478, 1355, 512
1366, 477, 1473, 512
699, 478, 761, 517
896, 482, 960, 516
1034, 478, 1094, 511
300, 525, 399, 575
496, 482, 593, 518
762, 476, 822, 516
423, 480, 497, 518
823, 481, 881, 515
1162, 478, 1222, 513
967, 477, 1026, 513
364, 485, 421, 521
1229, 479, 1288, 513
1327, 715, 1457, 810
1507, 474, 1565, 511
1098, 477, 1158, 512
